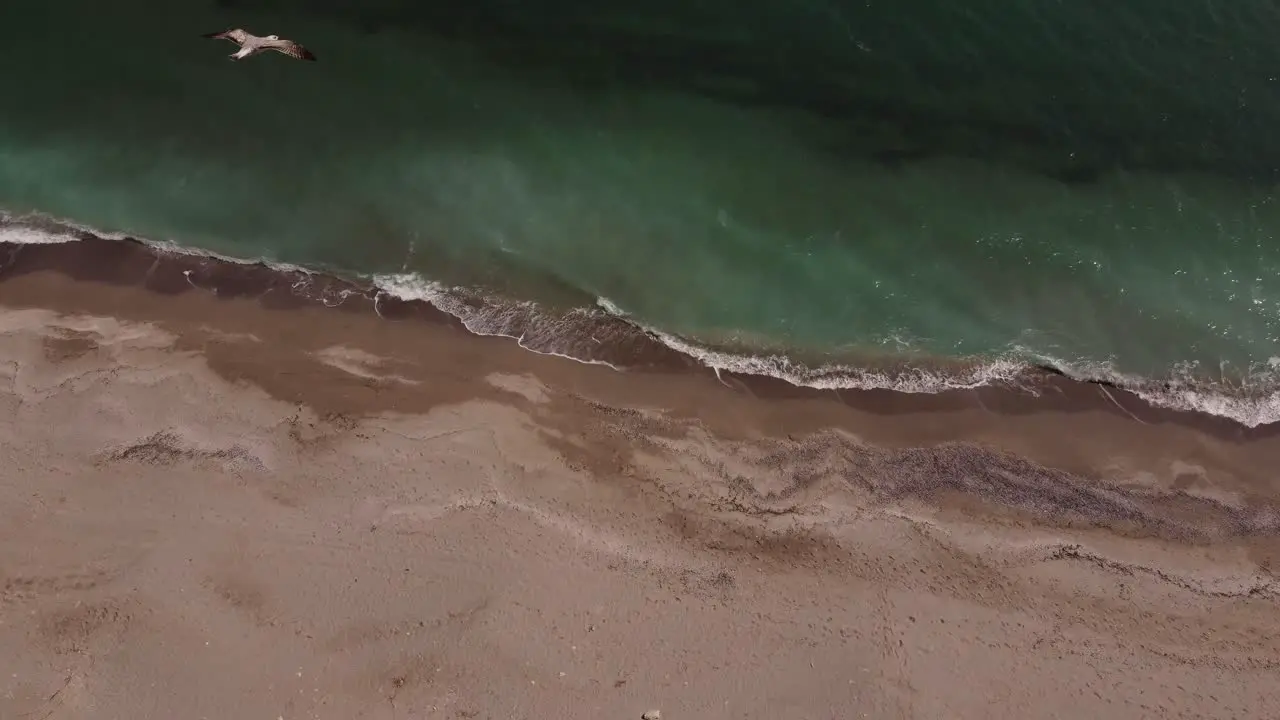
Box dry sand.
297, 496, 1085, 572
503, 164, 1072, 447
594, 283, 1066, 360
1, 254, 1279, 719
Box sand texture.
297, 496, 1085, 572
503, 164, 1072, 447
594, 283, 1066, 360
1, 261, 1279, 719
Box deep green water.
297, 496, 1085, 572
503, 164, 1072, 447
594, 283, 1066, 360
2, 0, 1280, 422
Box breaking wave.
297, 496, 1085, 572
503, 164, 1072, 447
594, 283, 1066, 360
369, 272, 1280, 428
2, 214, 1277, 428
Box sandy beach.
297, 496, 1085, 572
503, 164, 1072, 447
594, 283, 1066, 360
1, 239, 1278, 719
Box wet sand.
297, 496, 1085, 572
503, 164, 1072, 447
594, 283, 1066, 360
1, 238, 1278, 719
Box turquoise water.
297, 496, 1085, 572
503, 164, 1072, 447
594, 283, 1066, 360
3, 0, 1280, 420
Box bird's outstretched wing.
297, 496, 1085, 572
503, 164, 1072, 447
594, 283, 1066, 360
202, 28, 249, 45
266, 39, 317, 61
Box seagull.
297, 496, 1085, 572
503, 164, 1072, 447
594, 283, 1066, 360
202, 29, 316, 62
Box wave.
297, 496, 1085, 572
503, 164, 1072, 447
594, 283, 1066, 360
1, 212, 1277, 428
370, 272, 1280, 428
0, 211, 87, 245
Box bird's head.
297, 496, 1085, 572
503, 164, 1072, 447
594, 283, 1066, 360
267, 34, 279, 40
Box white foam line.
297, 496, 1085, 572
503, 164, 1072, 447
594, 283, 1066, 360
607, 297, 1280, 427
597, 296, 1029, 394
1018, 347, 1280, 428
514, 335, 624, 371
1, 210, 128, 242
5, 211, 1277, 428
1132, 385, 1280, 429
0, 226, 79, 245
1097, 384, 1147, 424
372, 272, 623, 371
0, 210, 322, 276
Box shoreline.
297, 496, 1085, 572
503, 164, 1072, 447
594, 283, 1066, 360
3, 230, 1280, 528
2, 226, 1279, 718
0, 229, 1275, 441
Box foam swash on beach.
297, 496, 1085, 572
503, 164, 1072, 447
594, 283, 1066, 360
2, 0, 1280, 426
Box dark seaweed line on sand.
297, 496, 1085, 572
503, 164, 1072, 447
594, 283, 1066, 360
0, 231, 1272, 441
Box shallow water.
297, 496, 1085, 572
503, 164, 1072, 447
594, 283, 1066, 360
2, 0, 1280, 423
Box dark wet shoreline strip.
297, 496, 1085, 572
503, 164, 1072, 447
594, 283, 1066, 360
0, 233, 1273, 441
